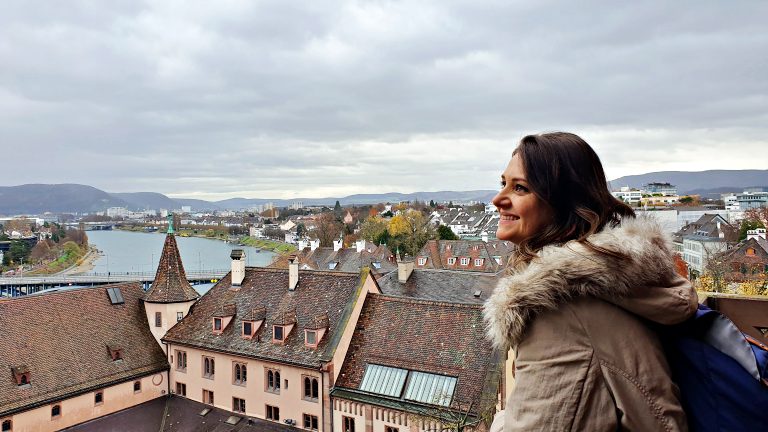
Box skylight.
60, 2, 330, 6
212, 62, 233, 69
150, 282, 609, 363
359, 364, 408, 397
404, 371, 457, 407
106, 287, 124, 305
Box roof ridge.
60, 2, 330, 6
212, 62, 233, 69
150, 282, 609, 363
370, 293, 484, 309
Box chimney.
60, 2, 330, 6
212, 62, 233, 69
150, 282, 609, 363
397, 256, 415, 283
356, 240, 366, 253
288, 255, 299, 291
230, 249, 246, 286
333, 239, 343, 252
481, 231, 488, 243
747, 228, 767, 241
310, 239, 320, 251
298, 239, 308, 250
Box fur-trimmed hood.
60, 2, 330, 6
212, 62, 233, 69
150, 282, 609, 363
484, 216, 697, 349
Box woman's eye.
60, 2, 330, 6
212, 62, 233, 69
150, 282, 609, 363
499, 180, 506, 189
514, 184, 528, 192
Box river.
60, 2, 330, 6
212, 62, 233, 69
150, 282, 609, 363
86, 230, 276, 276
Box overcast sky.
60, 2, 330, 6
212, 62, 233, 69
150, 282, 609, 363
1, 0, 766, 200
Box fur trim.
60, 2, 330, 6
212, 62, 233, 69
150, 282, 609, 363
483, 216, 679, 349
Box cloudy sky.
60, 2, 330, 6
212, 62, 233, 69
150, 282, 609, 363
1, 0, 766, 200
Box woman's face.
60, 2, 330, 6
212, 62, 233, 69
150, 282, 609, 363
492, 154, 554, 244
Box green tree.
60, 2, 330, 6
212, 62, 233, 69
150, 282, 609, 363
296, 223, 307, 237
359, 216, 389, 243
437, 225, 459, 240
679, 196, 694, 205
739, 219, 765, 241
429, 199, 436, 208
387, 210, 435, 256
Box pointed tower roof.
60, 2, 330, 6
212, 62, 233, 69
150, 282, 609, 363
144, 215, 199, 303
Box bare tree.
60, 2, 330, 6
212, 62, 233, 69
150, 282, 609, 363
311, 212, 343, 247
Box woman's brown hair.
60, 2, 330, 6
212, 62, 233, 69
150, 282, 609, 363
512, 132, 635, 266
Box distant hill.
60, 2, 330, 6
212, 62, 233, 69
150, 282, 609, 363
609, 170, 768, 195
0, 184, 129, 215
110, 192, 180, 210
214, 190, 497, 208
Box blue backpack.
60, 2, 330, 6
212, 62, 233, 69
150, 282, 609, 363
662, 304, 768, 432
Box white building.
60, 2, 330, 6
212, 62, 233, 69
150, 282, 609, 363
611, 187, 642, 205
106, 207, 128, 218
180, 205, 192, 213
722, 193, 740, 211
737, 189, 768, 210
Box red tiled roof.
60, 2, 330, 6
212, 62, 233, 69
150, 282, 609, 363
0, 283, 169, 417
334, 294, 501, 415
415, 240, 514, 273
144, 233, 199, 303
163, 268, 365, 368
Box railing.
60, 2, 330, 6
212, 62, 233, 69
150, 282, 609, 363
0, 269, 230, 287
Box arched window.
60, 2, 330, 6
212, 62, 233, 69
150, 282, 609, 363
242, 365, 247, 382
20, 375, 27, 385
268, 370, 274, 388
2, 419, 12, 432
275, 371, 280, 389
303, 376, 319, 400
51, 405, 61, 418
312, 378, 319, 398
134, 381, 141, 393
304, 377, 311, 397
235, 364, 241, 382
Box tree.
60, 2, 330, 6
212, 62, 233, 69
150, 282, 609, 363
387, 210, 436, 256
744, 207, 768, 229
296, 223, 307, 238
679, 196, 694, 205
333, 200, 343, 220
437, 225, 459, 240
739, 219, 765, 241
359, 216, 389, 244
312, 212, 343, 247
429, 199, 436, 208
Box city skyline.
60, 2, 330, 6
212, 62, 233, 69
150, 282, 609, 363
2, 1, 767, 200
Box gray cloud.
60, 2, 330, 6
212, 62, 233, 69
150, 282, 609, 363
1, 0, 766, 200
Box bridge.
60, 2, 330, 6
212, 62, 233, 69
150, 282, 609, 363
0, 269, 229, 297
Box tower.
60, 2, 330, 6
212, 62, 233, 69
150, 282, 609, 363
142, 214, 200, 351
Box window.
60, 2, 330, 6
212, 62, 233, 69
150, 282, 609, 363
133, 380, 141, 393
176, 350, 187, 371
233, 397, 246, 413
460, 257, 470, 266
175, 382, 186, 396
155, 312, 161, 327
266, 405, 280, 421
303, 376, 319, 401
234, 362, 247, 385
20, 375, 28, 385
51, 405, 61, 419
417, 257, 427, 265
385, 427, 399, 432
177, 311, 184, 322
1, 420, 10, 432
203, 356, 215, 378
747, 248, 756, 256
243, 321, 253, 337
94, 391, 104, 405
342, 416, 355, 432
474, 258, 484, 266
266, 368, 281, 393
203, 390, 214, 405
303, 414, 319, 431
214, 318, 222, 331
447, 257, 456, 265
273, 325, 285, 341
306, 330, 317, 346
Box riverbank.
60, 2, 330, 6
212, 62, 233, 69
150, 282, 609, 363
239, 236, 296, 254
56, 246, 101, 275
27, 243, 96, 276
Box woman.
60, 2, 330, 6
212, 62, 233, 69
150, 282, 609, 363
484, 132, 697, 431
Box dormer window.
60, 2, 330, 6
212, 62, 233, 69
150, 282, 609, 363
746, 247, 756, 256
11, 366, 30, 387
328, 262, 338, 270
274, 325, 285, 341
372, 262, 382, 269
447, 257, 456, 265
214, 318, 222, 331
474, 258, 484, 267
306, 330, 317, 346
243, 321, 253, 337
107, 345, 123, 362
460, 257, 470, 266
417, 257, 427, 266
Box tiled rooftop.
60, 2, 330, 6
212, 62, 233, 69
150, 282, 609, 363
64, 395, 295, 432
0, 282, 169, 417
144, 233, 200, 303
333, 294, 501, 416
415, 240, 514, 273
163, 267, 364, 368
269, 244, 397, 274
377, 269, 503, 304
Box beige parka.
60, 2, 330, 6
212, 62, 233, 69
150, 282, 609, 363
484, 217, 698, 431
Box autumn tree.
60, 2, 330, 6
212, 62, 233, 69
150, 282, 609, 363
359, 216, 389, 244
388, 210, 436, 256
312, 212, 343, 247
